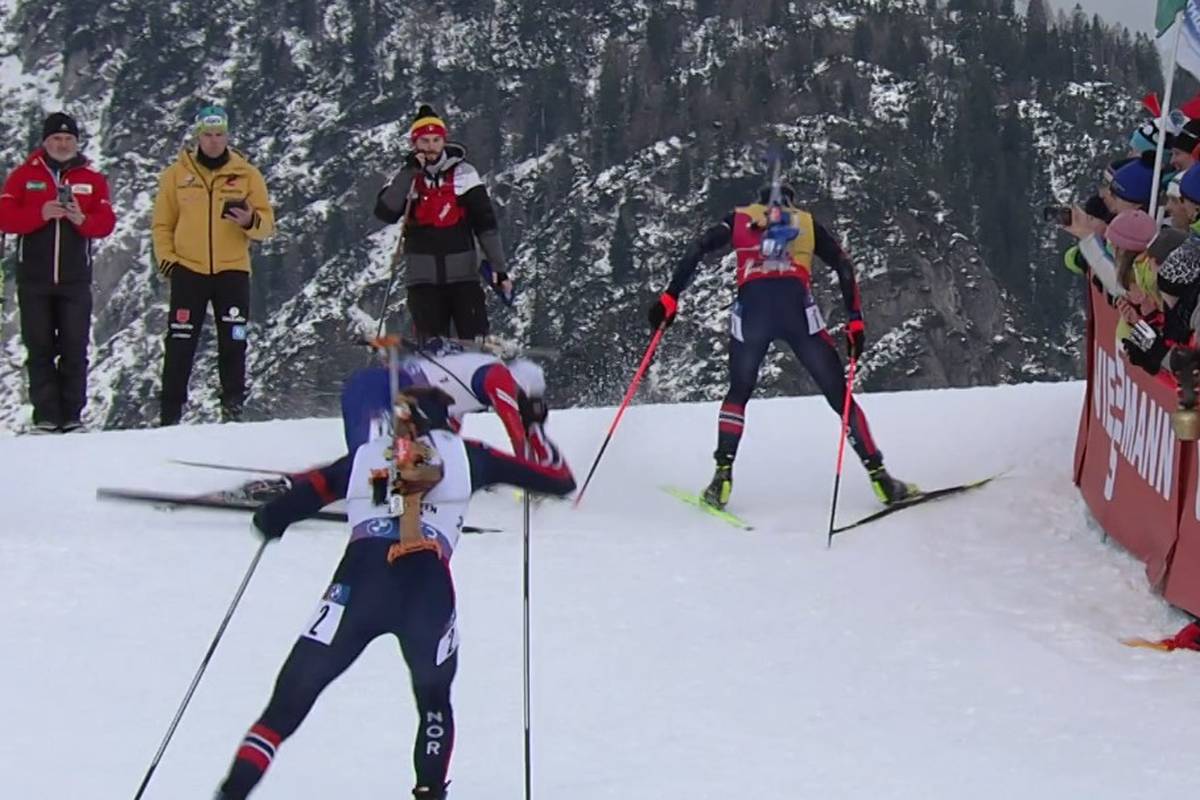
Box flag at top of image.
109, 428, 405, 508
1159, 0, 1200, 82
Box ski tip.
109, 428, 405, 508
661, 486, 754, 531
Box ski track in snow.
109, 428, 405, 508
2, 381, 1196, 799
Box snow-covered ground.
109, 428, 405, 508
3, 381, 1195, 799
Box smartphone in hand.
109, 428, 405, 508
57, 185, 73, 205
1042, 205, 1072, 226
221, 198, 248, 218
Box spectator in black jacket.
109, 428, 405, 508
374, 105, 511, 340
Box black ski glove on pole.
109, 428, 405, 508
647, 292, 678, 331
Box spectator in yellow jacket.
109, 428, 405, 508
152, 105, 275, 425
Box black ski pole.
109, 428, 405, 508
522, 491, 533, 800
374, 190, 415, 341
133, 540, 269, 800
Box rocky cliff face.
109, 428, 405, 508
0, 0, 1158, 429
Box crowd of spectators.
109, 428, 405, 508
1057, 113, 1200, 652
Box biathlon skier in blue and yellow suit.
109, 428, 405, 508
648, 185, 917, 510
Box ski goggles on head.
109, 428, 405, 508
194, 105, 229, 133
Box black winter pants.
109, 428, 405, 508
220, 542, 459, 799
718, 278, 881, 467
407, 281, 489, 340
17, 282, 92, 427
161, 269, 250, 422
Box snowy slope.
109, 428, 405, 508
3, 381, 1196, 799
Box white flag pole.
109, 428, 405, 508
1152, 10, 1186, 220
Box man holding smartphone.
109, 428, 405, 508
0, 112, 116, 433
152, 105, 275, 425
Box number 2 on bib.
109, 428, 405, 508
302, 599, 346, 646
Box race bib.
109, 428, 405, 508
805, 304, 826, 334
302, 584, 349, 646
435, 613, 460, 666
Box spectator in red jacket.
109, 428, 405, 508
0, 112, 116, 432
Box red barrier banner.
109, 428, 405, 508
1073, 279, 1096, 483
1166, 446, 1200, 613
1075, 285, 1182, 589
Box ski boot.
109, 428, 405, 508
413, 784, 448, 799
868, 464, 919, 506
234, 476, 294, 504
701, 457, 734, 510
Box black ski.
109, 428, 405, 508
95, 487, 501, 534
829, 476, 998, 536
169, 459, 294, 476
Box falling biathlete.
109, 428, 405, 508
648, 182, 917, 510
213, 360, 575, 800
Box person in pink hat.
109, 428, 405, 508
1105, 209, 1162, 350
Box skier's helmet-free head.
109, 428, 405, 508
392, 359, 453, 437
395, 388, 454, 438
758, 183, 797, 206
507, 359, 546, 398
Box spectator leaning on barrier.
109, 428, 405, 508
1062, 159, 1152, 277
1065, 159, 1158, 295
1106, 210, 1161, 349
0, 112, 116, 433
1123, 236, 1200, 376
152, 105, 275, 426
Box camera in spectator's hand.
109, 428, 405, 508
1170, 347, 1200, 441
1042, 205, 1073, 226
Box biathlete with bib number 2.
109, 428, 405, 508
647, 183, 917, 510
213, 360, 575, 800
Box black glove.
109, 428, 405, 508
1123, 336, 1169, 376
518, 391, 549, 427
252, 499, 290, 541
158, 260, 179, 278
403, 151, 423, 171
647, 292, 678, 331
846, 317, 866, 360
